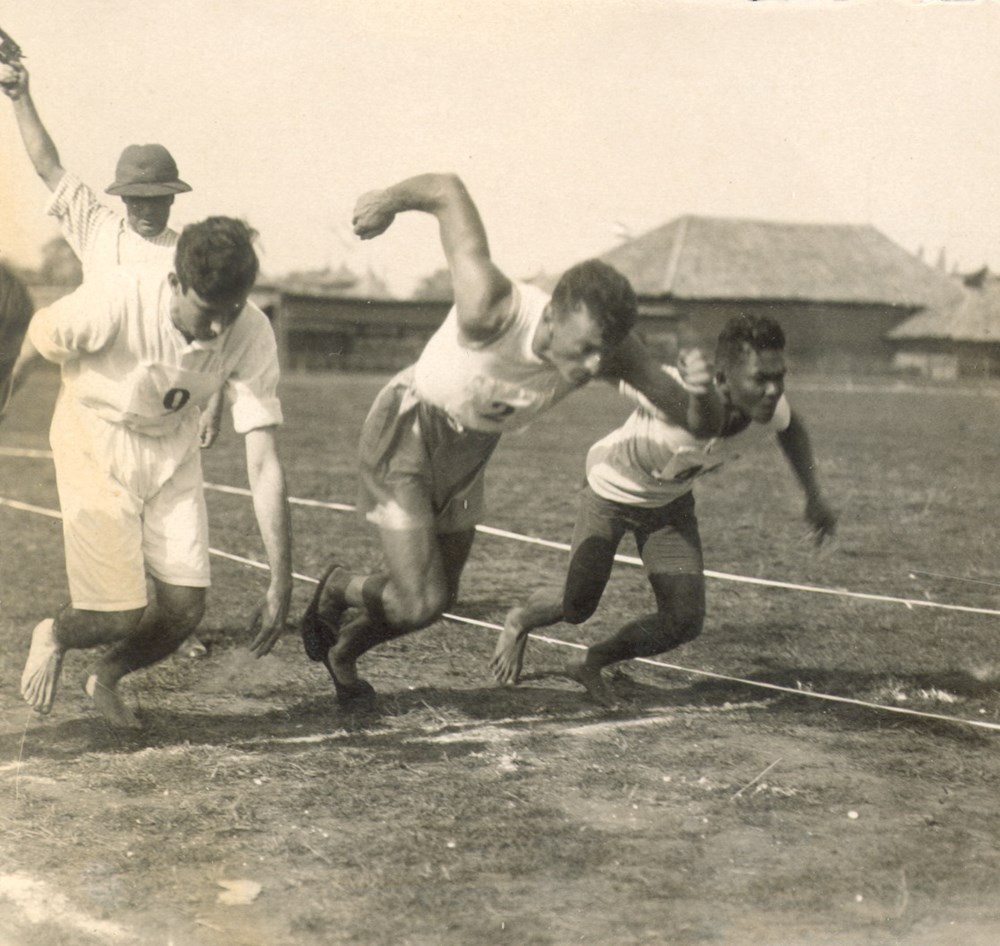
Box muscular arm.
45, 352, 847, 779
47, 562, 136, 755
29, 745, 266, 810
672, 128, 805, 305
0, 64, 65, 191
244, 426, 293, 656
353, 173, 513, 341
603, 332, 724, 438
776, 410, 838, 544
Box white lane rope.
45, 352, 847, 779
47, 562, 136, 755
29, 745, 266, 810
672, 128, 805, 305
4, 446, 997, 618
0, 447, 54, 459
205, 483, 1000, 620
2, 491, 999, 733
0, 496, 62, 520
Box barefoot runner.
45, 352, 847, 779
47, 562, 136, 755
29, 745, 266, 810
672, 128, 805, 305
19, 218, 292, 728
491, 314, 837, 707
2, 59, 223, 657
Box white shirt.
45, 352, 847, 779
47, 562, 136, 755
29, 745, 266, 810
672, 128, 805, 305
46, 171, 178, 277
587, 365, 792, 507
29, 266, 282, 438
412, 282, 579, 433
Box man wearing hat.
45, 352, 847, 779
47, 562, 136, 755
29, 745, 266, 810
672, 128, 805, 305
1, 63, 190, 272
2, 61, 218, 656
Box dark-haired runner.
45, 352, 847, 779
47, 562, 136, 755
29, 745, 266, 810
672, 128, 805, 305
20, 218, 291, 727
492, 314, 837, 707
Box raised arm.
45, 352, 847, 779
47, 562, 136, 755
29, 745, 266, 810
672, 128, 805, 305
0, 63, 65, 191
776, 410, 838, 545
603, 331, 724, 438
243, 426, 293, 656
352, 173, 513, 341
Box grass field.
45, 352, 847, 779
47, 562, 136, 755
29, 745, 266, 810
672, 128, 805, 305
2, 366, 1000, 946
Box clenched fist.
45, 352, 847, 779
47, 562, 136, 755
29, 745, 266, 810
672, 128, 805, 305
677, 348, 714, 395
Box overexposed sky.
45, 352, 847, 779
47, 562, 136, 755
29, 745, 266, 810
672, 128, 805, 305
1, 0, 999, 293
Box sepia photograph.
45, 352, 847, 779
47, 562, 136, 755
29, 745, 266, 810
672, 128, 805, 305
1, 1, 999, 944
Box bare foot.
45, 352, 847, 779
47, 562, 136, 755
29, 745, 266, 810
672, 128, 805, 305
490, 608, 530, 685
83, 674, 143, 730
21, 619, 64, 714
179, 635, 208, 659
566, 658, 624, 709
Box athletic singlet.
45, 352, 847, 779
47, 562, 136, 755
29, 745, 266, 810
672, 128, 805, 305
411, 282, 579, 434
587, 365, 792, 508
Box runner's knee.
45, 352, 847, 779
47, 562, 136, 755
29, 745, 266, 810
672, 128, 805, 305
656, 581, 705, 644
563, 594, 600, 625
387, 583, 448, 631
664, 603, 704, 644
156, 589, 206, 631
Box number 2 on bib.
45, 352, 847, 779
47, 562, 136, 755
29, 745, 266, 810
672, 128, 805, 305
480, 400, 516, 420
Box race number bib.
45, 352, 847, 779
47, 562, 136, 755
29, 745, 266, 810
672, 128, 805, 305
122, 361, 223, 421
467, 376, 551, 429
653, 444, 726, 483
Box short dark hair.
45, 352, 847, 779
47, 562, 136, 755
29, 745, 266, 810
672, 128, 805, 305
175, 217, 259, 301
715, 313, 785, 368
0, 262, 34, 352
551, 259, 637, 346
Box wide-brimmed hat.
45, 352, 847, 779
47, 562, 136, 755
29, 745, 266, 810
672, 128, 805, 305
105, 143, 192, 197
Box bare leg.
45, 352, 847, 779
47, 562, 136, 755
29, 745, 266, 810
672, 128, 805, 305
490, 588, 564, 685
21, 605, 144, 714
326, 612, 386, 694
301, 560, 355, 663
498, 487, 622, 698
84, 580, 206, 727
572, 573, 705, 708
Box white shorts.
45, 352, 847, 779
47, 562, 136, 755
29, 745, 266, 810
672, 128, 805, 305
51, 397, 211, 611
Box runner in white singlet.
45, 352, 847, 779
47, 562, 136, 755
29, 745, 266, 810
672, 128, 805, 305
492, 314, 838, 708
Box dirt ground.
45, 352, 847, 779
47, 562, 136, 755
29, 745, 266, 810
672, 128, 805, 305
3, 618, 1000, 946
3, 372, 1000, 946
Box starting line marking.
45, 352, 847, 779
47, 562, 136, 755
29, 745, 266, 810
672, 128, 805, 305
1, 491, 999, 734
0, 873, 131, 941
